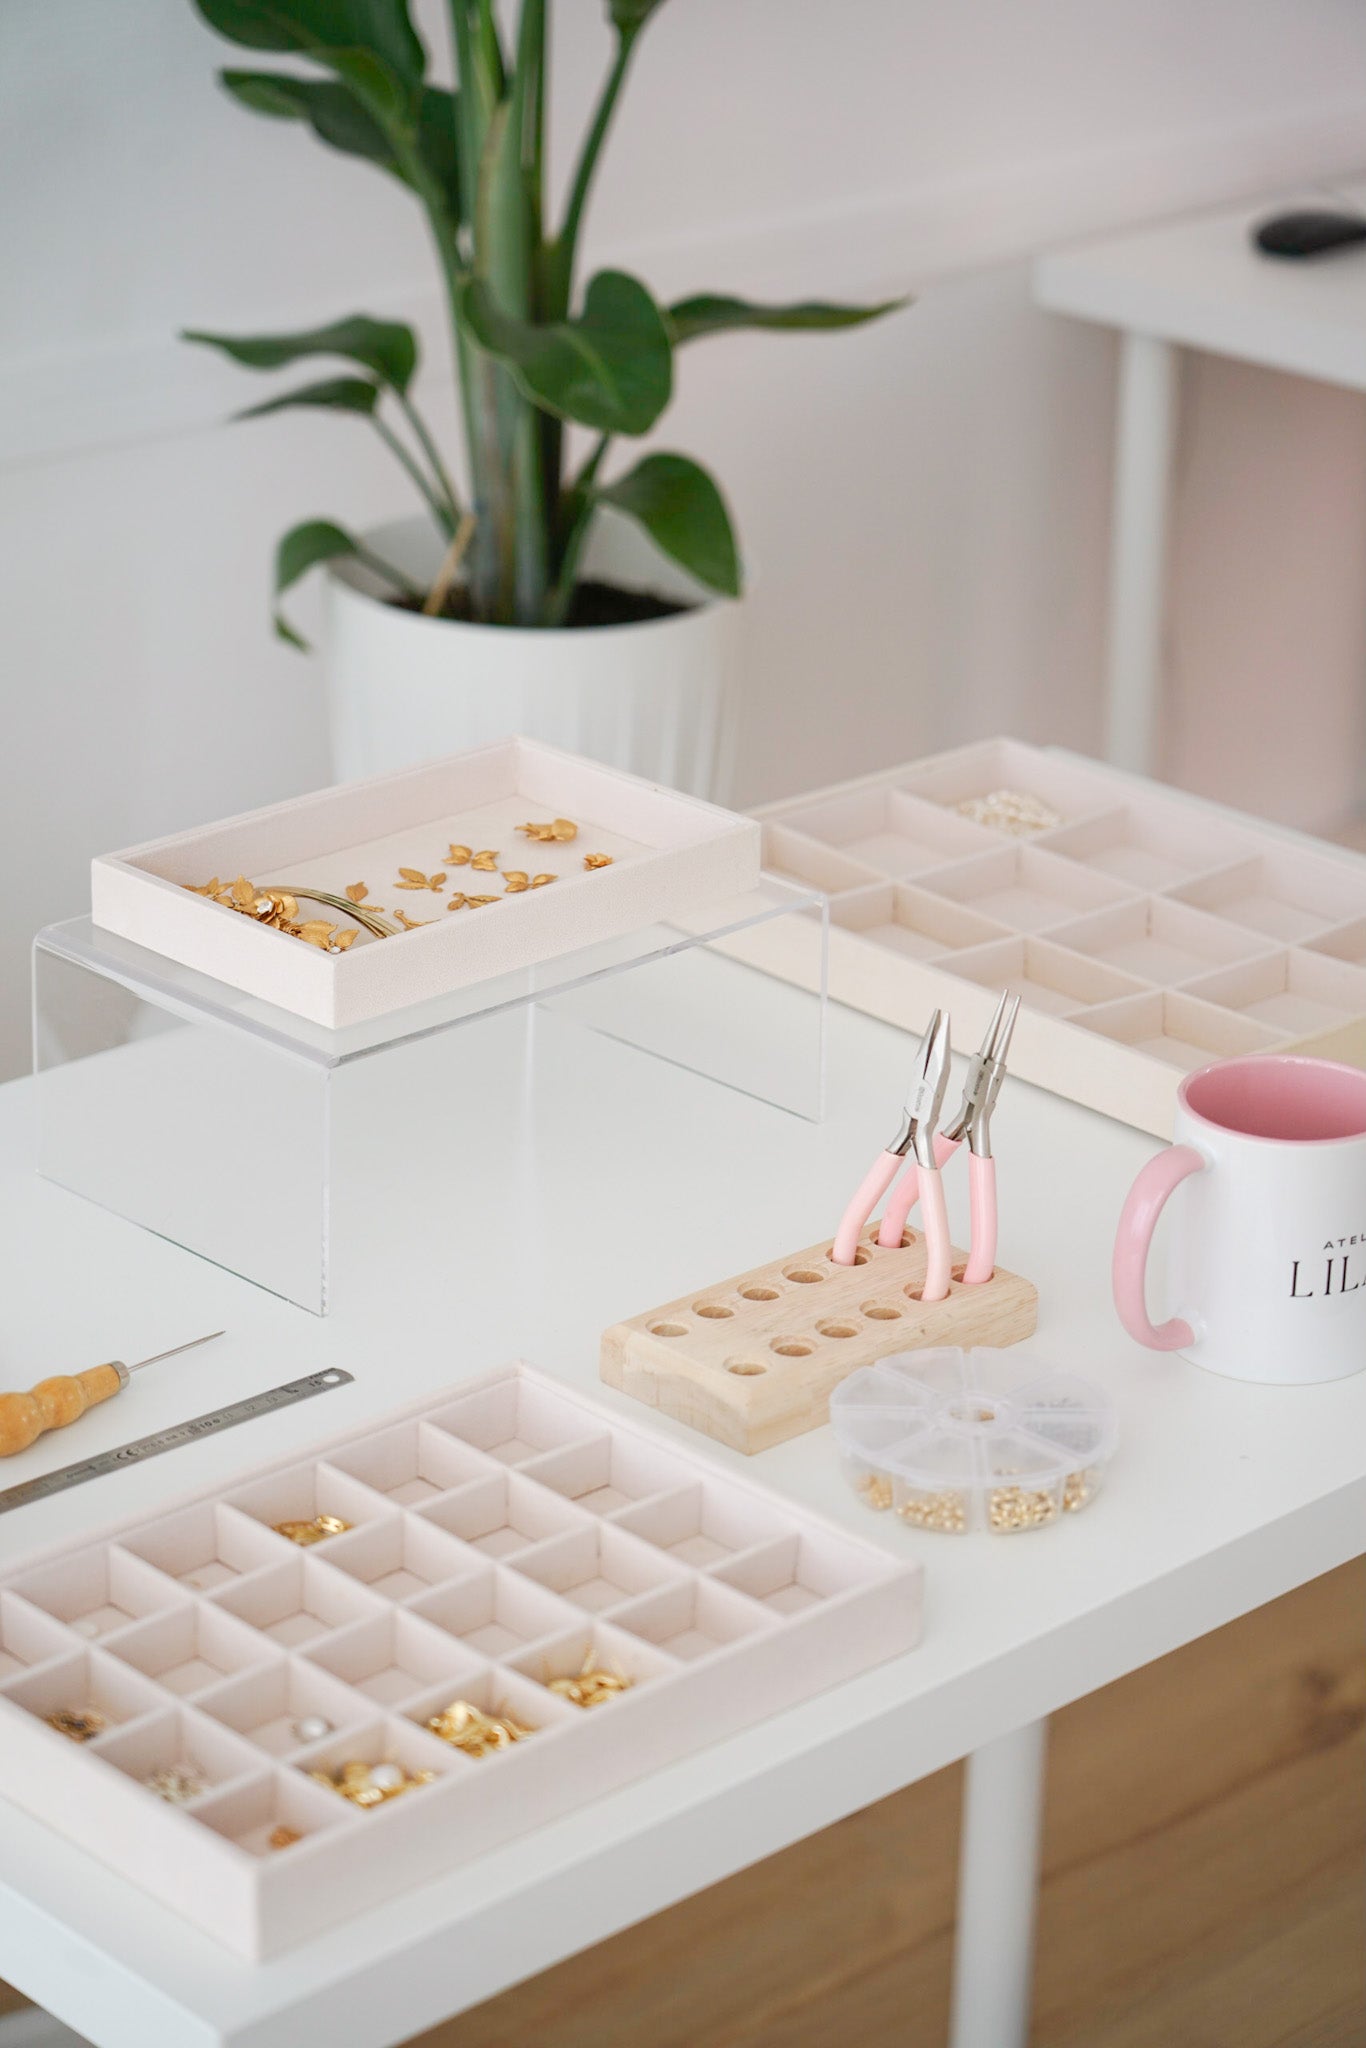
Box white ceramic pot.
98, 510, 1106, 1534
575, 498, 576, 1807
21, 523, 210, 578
323, 511, 741, 800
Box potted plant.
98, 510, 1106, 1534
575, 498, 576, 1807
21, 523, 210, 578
186, 0, 902, 797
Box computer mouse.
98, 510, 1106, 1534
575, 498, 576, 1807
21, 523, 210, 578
1252, 209, 1366, 259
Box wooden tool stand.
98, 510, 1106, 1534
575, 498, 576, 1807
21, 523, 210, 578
601, 1224, 1037, 1454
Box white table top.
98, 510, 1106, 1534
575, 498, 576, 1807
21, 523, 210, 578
1, 980, 1364, 2048
1034, 178, 1366, 388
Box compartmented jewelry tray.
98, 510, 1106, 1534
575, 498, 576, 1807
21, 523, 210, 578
0, 1364, 918, 1959
741, 738, 1366, 1136
91, 739, 760, 1028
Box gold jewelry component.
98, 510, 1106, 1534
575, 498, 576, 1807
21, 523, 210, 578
582, 852, 613, 870
447, 894, 468, 911
955, 788, 1061, 837
447, 844, 472, 865
1062, 1470, 1094, 1513
987, 1483, 1058, 1532
273, 1513, 351, 1546
470, 850, 499, 871
183, 876, 395, 944
855, 1473, 893, 1512
547, 1652, 633, 1709
897, 1489, 968, 1533
308, 1758, 434, 1807
47, 1707, 106, 1743
396, 868, 447, 893
464, 894, 497, 907
145, 1762, 207, 1804
392, 908, 433, 930
502, 870, 530, 893
530, 873, 556, 888
267, 1824, 301, 1850
345, 882, 368, 903
517, 818, 578, 843
426, 1697, 536, 1756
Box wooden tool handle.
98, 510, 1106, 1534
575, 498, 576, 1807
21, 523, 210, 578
0, 1365, 124, 1458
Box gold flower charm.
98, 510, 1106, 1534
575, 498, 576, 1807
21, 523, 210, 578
396, 868, 447, 893
583, 852, 613, 870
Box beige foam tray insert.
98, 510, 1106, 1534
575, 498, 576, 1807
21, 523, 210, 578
740, 739, 1366, 1137
0, 1364, 918, 1959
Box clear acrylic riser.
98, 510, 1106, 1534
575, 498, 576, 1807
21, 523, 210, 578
33, 883, 827, 1315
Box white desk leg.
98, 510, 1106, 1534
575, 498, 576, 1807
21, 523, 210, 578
948, 1716, 1049, 2048
1104, 330, 1178, 775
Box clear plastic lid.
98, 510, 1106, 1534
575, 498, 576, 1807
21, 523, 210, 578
829, 1347, 1118, 1533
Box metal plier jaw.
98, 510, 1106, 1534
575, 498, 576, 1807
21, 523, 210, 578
940, 993, 1020, 1159
885, 1009, 951, 1170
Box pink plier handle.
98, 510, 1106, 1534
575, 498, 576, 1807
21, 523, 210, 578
876, 1133, 960, 1248
962, 1152, 997, 1284
918, 1168, 952, 1303
831, 1152, 903, 1266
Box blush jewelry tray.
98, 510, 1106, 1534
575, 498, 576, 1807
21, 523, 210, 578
0, 1363, 919, 1959
738, 737, 1366, 1136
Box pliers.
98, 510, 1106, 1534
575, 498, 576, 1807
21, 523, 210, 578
831, 1007, 953, 1298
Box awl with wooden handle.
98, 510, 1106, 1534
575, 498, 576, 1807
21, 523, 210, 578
0, 1332, 225, 1457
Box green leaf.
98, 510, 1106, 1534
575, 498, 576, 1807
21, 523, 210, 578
219, 71, 460, 209
607, 0, 669, 32
456, 269, 671, 436
192, 1, 425, 85
596, 452, 740, 597
273, 518, 362, 648
236, 375, 380, 420
183, 314, 418, 393
667, 293, 909, 345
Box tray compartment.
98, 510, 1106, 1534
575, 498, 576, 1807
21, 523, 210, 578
287, 1711, 460, 1798
320, 1515, 484, 1602
90, 1703, 264, 1802
118, 1502, 286, 1593
301, 1607, 486, 1707
711, 1529, 896, 1613
776, 786, 995, 877
398, 1663, 577, 1747
612, 1481, 788, 1567
509, 1523, 692, 1614
831, 882, 1012, 961
1182, 950, 1366, 1040
102, 1602, 277, 1697
919, 845, 1140, 933
195, 1657, 371, 1758
190, 1767, 352, 1857
504, 1618, 680, 1700
1039, 802, 1251, 889
1170, 848, 1366, 943
210, 1554, 388, 1648
408, 1563, 581, 1659
0, 1646, 168, 1735
9, 1546, 190, 1640
1077, 991, 1286, 1069
894, 737, 1121, 825
428, 1379, 601, 1467
760, 823, 884, 898
417, 1469, 589, 1557
518, 1432, 695, 1513
947, 934, 1148, 1017
222, 1462, 397, 1543
1046, 897, 1275, 987
0, 1589, 80, 1677
610, 1578, 777, 1662
323, 1421, 497, 1505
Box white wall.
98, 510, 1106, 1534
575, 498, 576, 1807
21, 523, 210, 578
3, 0, 1366, 1079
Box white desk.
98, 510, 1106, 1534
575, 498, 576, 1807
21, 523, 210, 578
1034, 181, 1366, 775
0, 980, 1362, 2048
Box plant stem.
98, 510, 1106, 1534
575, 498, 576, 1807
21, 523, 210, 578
546, 31, 638, 318
373, 415, 457, 537
543, 433, 610, 625
422, 510, 479, 616
395, 393, 463, 527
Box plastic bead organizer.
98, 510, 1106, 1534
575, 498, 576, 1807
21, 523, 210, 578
0, 1364, 919, 1959
737, 737, 1366, 1137
601, 1222, 1037, 1453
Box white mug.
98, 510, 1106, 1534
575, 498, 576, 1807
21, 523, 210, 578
1113, 1054, 1366, 1383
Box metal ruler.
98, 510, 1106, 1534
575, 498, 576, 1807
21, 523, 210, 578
0, 1369, 354, 1515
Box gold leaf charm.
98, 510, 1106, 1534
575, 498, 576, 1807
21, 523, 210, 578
502, 870, 530, 893
446, 894, 468, 911
464, 894, 497, 907
345, 882, 368, 904
583, 852, 613, 870
550, 818, 577, 842
396, 867, 446, 892
470, 850, 499, 872
230, 875, 258, 909
183, 877, 222, 897
296, 919, 336, 948
330, 929, 358, 951
447, 844, 472, 866
530, 873, 556, 887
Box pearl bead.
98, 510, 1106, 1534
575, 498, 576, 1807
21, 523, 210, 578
291, 1715, 333, 1744
368, 1762, 404, 1791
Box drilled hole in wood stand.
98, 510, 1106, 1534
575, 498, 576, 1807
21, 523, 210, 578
770, 1339, 813, 1357
825, 1245, 869, 1266
739, 1285, 781, 1302
694, 1303, 734, 1320
818, 1321, 859, 1339
784, 1268, 825, 1285
905, 1263, 971, 1304
866, 1227, 914, 1249
650, 1322, 688, 1337
861, 1302, 903, 1321
726, 1360, 767, 1376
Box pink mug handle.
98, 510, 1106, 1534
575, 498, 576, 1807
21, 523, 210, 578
1112, 1144, 1205, 1350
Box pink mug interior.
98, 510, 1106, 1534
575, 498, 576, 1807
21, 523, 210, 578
1181, 1054, 1366, 1144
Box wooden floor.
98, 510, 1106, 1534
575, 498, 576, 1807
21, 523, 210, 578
1, 1560, 1360, 2045
407, 1558, 1365, 2048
